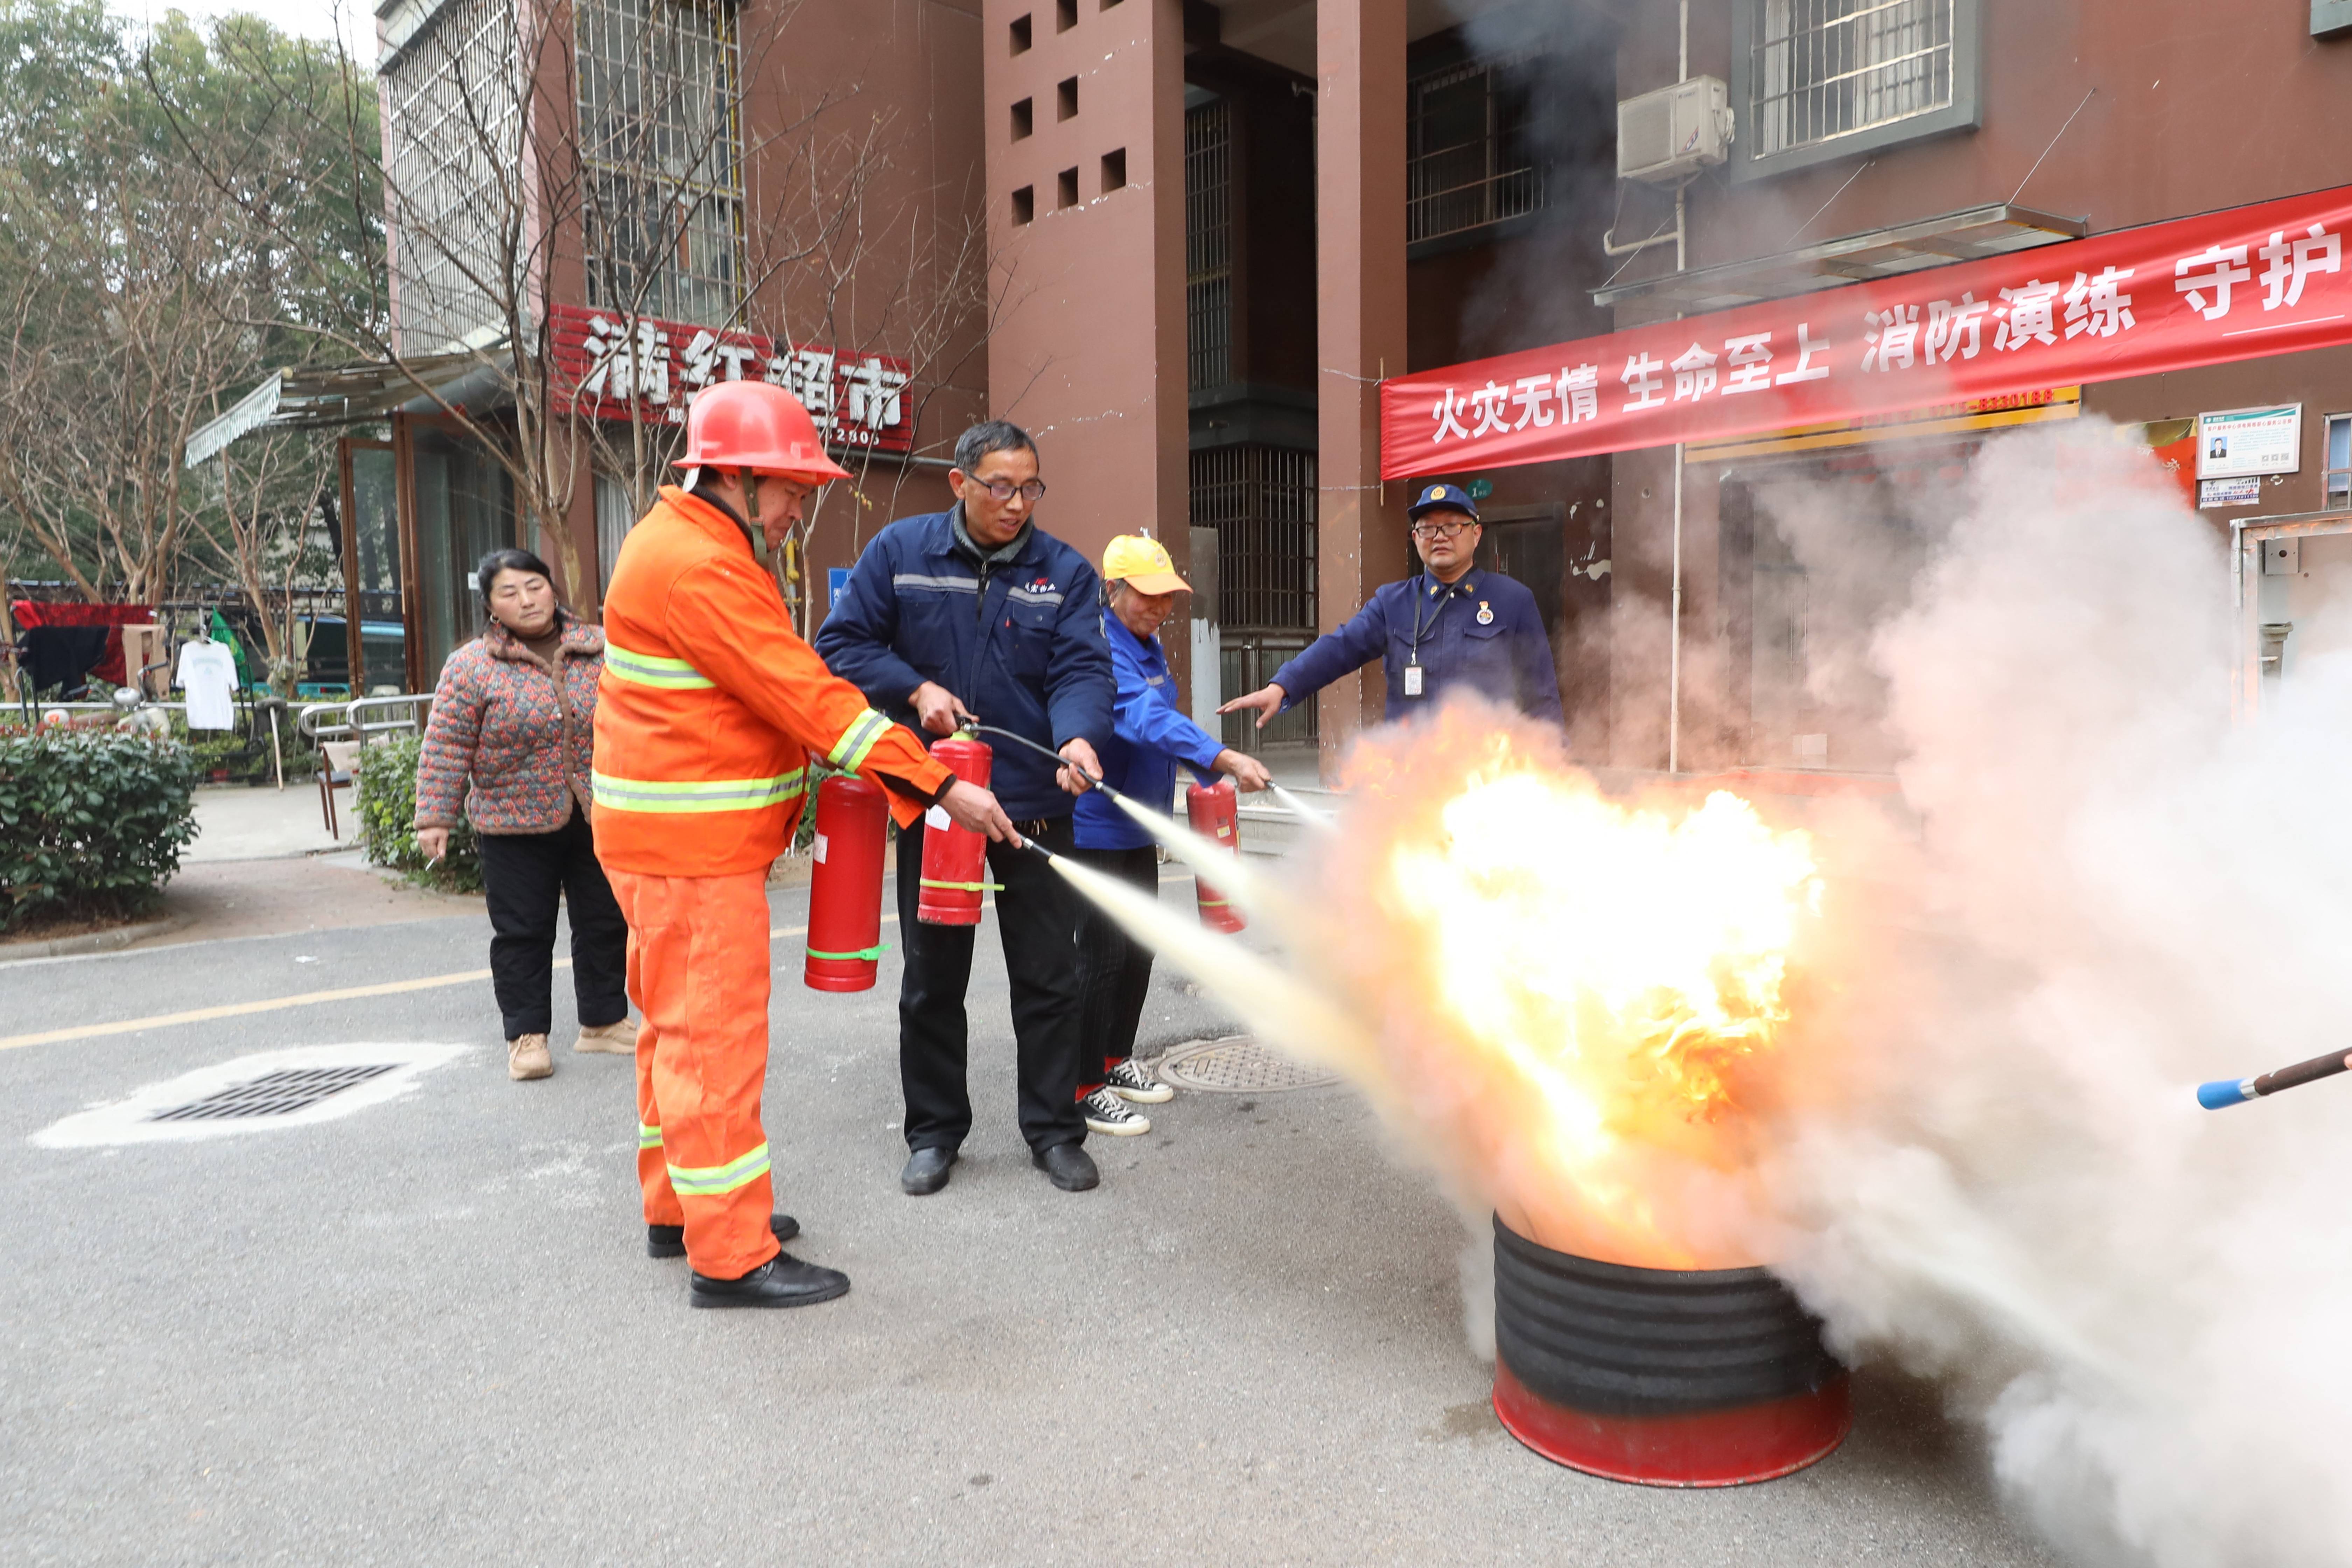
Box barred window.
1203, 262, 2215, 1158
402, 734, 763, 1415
1185, 97, 1232, 392
1737, 0, 1977, 177
1190, 445, 1315, 633
1407, 58, 1543, 246
576, 0, 745, 327
380, 0, 522, 355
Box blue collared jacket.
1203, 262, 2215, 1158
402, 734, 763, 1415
1268, 568, 1561, 722
1074, 612, 1224, 852
814, 509, 1113, 820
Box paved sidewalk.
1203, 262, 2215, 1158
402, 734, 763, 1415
183, 783, 350, 863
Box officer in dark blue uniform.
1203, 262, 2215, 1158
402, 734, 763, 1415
1219, 482, 1562, 731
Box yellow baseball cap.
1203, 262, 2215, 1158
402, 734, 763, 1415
1102, 533, 1191, 595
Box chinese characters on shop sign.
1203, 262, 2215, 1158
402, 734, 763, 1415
550, 302, 914, 453
1381, 183, 2352, 480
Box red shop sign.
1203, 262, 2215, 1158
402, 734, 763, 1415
547, 301, 915, 455
1381, 182, 2352, 479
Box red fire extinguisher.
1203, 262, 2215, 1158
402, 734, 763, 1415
805, 772, 888, 992
918, 736, 994, 926
1185, 778, 1245, 933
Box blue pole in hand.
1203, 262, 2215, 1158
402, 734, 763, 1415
2197, 1048, 2352, 1109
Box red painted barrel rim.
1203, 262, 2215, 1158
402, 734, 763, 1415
1491, 1360, 1851, 1488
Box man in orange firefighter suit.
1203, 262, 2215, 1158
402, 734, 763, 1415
594, 379, 1021, 1308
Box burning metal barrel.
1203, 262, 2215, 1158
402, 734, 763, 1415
1490, 1217, 1850, 1486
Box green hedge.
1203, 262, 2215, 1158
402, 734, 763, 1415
0, 732, 199, 930
355, 733, 483, 892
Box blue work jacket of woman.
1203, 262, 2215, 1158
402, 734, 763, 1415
1268, 568, 1561, 722
1073, 612, 1224, 852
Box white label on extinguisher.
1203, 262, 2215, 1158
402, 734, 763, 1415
926, 806, 951, 831
813, 833, 829, 864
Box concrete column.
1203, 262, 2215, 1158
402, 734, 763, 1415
981, 0, 1190, 694
1314, 0, 1408, 778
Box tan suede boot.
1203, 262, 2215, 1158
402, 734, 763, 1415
508, 1033, 554, 1080
574, 1017, 639, 1055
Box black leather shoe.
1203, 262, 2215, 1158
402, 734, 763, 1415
1032, 1142, 1099, 1192
900, 1146, 958, 1196
647, 1213, 798, 1258
688, 1251, 849, 1309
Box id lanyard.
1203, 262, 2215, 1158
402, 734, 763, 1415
1405, 576, 1440, 698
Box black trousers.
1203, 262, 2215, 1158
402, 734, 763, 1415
1071, 845, 1159, 1086
476, 810, 630, 1040
895, 814, 1086, 1154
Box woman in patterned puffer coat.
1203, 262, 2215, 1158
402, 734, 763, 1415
416, 547, 633, 1083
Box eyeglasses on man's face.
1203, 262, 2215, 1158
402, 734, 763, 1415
1410, 517, 1475, 540
965, 476, 1048, 504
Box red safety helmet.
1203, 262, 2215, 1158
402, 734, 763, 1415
672, 379, 852, 483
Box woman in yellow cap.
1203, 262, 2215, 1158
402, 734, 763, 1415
1070, 532, 1273, 1135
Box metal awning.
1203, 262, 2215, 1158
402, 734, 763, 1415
1592, 202, 2090, 312
184, 350, 484, 466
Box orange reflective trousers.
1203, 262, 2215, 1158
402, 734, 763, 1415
607, 868, 779, 1281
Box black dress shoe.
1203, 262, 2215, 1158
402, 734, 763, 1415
1032, 1142, 1099, 1191
900, 1146, 958, 1196
646, 1213, 798, 1258
688, 1251, 850, 1309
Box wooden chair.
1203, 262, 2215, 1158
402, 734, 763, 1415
317, 741, 360, 839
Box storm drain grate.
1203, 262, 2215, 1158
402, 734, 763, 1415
1156, 1036, 1337, 1093
147, 1065, 399, 1122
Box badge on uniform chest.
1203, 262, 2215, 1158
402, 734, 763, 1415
1477, 602, 1494, 625
1404, 664, 1424, 697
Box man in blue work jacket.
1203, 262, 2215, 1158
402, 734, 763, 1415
1070, 533, 1272, 1139
815, 420, 1114, 1197
1219, 482, 1561, 732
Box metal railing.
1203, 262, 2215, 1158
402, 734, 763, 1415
298, 693, 434, 746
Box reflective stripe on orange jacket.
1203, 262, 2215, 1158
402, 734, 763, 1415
592, 486, 954, 877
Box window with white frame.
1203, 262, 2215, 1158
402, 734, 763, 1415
576, 0, 745, 327
2326, 413, 2351, 510
380, 0, 523, 355
1407, 56, 1545, 245
1734, 0, 1980, 180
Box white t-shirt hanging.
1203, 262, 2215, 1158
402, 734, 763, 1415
176, 640, 239, 731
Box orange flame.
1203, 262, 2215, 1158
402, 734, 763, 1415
1315, 706, 1821, 1269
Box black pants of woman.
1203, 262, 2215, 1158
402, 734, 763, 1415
476, 810, 629, 1040
1070, 844, 1161, 1087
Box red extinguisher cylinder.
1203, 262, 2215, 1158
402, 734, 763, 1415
918, 737, 993, 926
1185, 778, 1246, 933
805, 774, 889, 993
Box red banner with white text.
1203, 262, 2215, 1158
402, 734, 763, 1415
1380, 183, 2352, 479
546, 302, 915, 455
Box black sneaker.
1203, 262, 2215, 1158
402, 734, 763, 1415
1104, 1059, 1174, 1104
1082, 1086, 1150, 1135
689, 1251, 850, 1309
648, 1212, 799, 1258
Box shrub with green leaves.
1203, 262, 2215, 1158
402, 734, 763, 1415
355, 733, 482, 892
0, 732, 200, 930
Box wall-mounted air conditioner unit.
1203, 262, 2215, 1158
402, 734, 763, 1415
1617, 77, 1732, 184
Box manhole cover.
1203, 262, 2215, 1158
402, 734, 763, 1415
1156, 1036, 1337, 1093
33, 1042, 468, 1148
148, 1065, 398, 1122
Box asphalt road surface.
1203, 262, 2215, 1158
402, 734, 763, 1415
1, 876, 2059, 1567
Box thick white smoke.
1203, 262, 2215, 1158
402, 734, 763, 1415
1066, 419, 2352, 1564
1764, 422, 2352, 1566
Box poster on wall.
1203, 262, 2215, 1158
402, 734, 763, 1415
2198, 476, 2265, 509
2197, 404, 2302, 479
